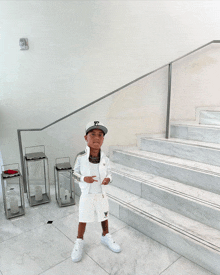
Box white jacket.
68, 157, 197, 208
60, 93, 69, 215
73, 146, 112, 197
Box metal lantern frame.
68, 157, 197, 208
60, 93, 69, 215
54, 157, 75, 207
1, 163, 25, 219
24, 145, 50, 207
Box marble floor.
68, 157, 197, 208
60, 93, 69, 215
0, 188, 214, 275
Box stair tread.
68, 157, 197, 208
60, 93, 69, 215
141, 136, 220, 150
113, 147, 220, 175
171, 123, 220, 129
200, 111, 220, 124
107, 184, 220, 250
201, 110, 220, 113
110, 162, 220, 208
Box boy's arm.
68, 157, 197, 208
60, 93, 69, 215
106, 157, 112, 183
101, 158, 112, 185
72, 155, 85, 182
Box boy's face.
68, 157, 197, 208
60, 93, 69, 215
84, 129, 104, 151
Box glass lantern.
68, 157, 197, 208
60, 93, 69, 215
1, 163, 25, 219
54, 157, 75, 207
24, 145, 50, 206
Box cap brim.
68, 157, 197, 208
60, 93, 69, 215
86, 125, 108, 135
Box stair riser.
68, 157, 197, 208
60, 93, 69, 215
112, 172, 220, 231
111, 172, 142, 196
200, 111, 220, 126
170, 125, 220, 144
142, 184, 220, 231
140, 138, 220, 166
112, 151, 220, 194
109, 199, 120, 218
109, 200, 220, 275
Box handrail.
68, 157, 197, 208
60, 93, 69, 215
18, 40, 220, 192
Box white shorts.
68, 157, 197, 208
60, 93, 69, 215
79, 193, 109, 223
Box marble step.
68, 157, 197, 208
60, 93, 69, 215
200, 111, 220, 126
111, 147, 220, 194
110, 162, 220, 231
139, 137, 220, 166
170, 124, 220, 144
107, 185, 220, 275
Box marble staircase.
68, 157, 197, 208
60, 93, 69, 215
140, 136, 220, 167
200, 110, 220, 126
107, 110, 220, 275
72, 110, 220, 274
170, 123, 220, 144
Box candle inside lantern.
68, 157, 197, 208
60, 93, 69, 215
64, 189, 70, 203
10, 196, 19, 214
60, 188, 70, 204
35, 186, 43, 201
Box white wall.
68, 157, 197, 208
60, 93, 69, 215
20, 66, 168, 181
171, 43, 220, 123
1, 1, 220, 180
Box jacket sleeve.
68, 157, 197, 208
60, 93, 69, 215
106, 157, 113, 183
72, 155, 84, 182
72, 154, 89, 190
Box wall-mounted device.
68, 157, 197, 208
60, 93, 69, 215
19, 38, 29, 50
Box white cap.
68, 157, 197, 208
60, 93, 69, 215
85, 121, 108, 135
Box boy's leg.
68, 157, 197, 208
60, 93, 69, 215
77, 222, 87, 239
72, 223, 86, 262
101, 219, 109, 236
101, 219, 121, 253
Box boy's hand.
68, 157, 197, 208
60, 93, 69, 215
101, 178, 110, 185
84, 176, 98, 183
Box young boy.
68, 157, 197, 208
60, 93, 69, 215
71, 121, 121, 262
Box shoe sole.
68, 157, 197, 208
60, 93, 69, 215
71, 255, 82, 263
71, 250, 83, 263
101, 239, 121, 253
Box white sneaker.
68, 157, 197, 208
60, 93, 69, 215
101, 233, 121, 253
71, 238, 84, 262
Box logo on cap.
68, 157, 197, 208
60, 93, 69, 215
94, 121, 99, 126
